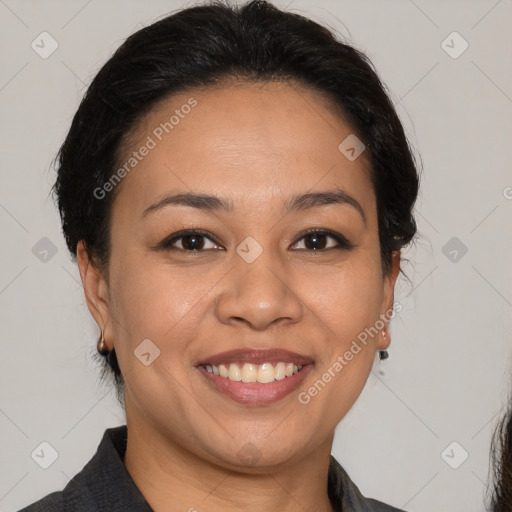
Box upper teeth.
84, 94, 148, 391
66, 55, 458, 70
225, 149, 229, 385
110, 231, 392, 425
203, 362, 304, 383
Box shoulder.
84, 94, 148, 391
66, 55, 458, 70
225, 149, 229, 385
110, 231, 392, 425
328, 455, 406, 512
17, 425, 152, 512
17, 491, 63, 512
364, 498, 406, 512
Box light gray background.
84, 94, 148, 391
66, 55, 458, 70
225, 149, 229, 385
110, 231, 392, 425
1, 0, 511, 510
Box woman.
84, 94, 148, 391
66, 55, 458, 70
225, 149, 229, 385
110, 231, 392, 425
20, 0, 419, 510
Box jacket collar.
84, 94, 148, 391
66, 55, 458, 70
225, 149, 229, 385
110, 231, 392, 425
60, 425, 403, 512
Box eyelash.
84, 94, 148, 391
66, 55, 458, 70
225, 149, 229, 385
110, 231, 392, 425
158, 228, 354, 253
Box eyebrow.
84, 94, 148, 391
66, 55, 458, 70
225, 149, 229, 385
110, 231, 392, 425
141, 187, 366, 224
283, 187, 366, 225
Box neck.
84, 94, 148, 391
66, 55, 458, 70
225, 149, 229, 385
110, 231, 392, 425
123, 410, 335, 512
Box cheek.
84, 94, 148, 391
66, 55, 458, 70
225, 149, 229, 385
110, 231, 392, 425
303, 257, 384, 341
292, 262, 383, 437
108, 252, 217, 352
334, 274, 383, 340
300, 253, 383, 403
107, 254, 217, 420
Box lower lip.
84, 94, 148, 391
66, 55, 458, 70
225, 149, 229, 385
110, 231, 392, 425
197, 364, 313, 405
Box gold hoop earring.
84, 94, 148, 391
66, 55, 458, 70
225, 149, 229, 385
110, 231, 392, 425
97, 329, 109, 355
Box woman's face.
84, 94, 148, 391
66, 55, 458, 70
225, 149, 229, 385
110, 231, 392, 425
81, 80, 399, 470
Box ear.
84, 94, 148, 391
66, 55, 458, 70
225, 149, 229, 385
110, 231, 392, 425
77, 240, 114, 351
377, 250, 401, 351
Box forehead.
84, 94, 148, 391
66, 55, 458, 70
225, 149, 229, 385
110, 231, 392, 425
112, 80, 375, 216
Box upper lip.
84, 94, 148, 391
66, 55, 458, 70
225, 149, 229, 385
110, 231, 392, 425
195, 348, 314, 367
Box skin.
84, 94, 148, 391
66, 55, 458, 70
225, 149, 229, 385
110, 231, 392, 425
77, 80, 401, 512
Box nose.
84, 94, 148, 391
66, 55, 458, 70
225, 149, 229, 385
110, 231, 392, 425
214, 248, 303, 331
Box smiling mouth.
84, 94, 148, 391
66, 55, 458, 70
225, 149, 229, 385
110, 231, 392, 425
194, 348, 314, 404
199, 362, 305, 384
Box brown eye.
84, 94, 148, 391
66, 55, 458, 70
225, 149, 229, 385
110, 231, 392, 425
160, 230, 222, 252
291, 229, 353, 251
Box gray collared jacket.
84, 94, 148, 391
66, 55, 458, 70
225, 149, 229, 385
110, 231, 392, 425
19, 426, 406, 512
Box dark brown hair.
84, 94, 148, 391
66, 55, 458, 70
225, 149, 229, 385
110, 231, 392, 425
490, 401, 512, 511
